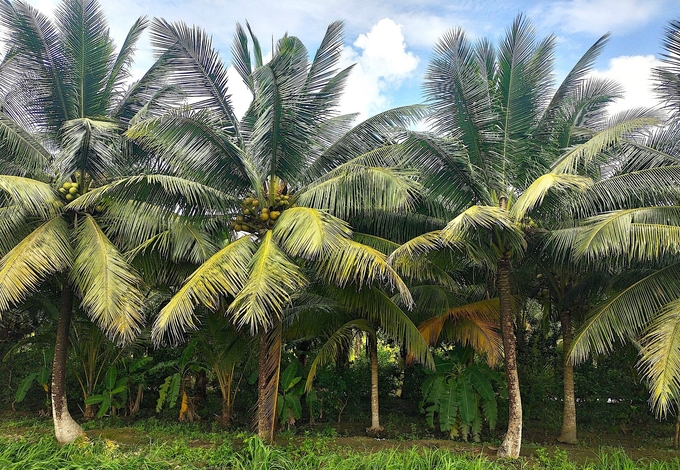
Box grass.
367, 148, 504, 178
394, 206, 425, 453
0, 417, 678, 469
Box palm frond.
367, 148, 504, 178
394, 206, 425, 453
299, 146, 421, 219
552, 115, 659, 174
571, 262, 680, 363
418, 298, 502, 366
0, 175, 61, 218
153, 236, 257, 345
570, 206, 680, 261
511, 173, 591, 221
103, 16, 149, 109
0, 216, 71, 312
228, 231, 308, 334
303, 105, 428, 181
304, 319, 373, 391
272, 206, 351, 260
0, 112, 51, 177
319, 239, 413, 307
57, 117, 122, 182
126, 108, 251, 191
56, 0, 114, 117
638, 298, 680, 417
71, 213, 145, 344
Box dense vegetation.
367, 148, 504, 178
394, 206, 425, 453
2, 0, 680, 466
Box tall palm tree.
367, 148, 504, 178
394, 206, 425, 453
555, 19, 680, 423
126, 20, 429, 442
388, 16, 657, 457
0, 0, 179, 443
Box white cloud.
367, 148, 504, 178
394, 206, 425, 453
589, 55, 662, 116
226, 66, 253, 120
339, 18, 419, 120
532, 0, 666, 36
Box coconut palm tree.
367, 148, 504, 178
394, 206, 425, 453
125, 20, 429, 442
387, 15, 659, 457
0, 0, 182, 443
553, 19, 680, 425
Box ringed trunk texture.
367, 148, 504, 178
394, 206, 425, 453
257, 323, 282, 443
497, 258, 522, 458
366, 334, 384, 435
52, 285, 85, 443
558, 309, 577, 444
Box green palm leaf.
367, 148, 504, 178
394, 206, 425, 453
0, 175, 61, 218
0, 216, 71, 312
71, 214, 145, 344
153, 236, 256, 344
228, 231, 308, 333
638, 299, 680, 417
272, 206, 351, 260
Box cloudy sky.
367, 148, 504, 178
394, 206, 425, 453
26, 0, 677, 119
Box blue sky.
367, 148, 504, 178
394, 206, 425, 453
27, 0, 679, 119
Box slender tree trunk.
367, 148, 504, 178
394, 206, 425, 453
497, 257, 522, 458
366, 333, 384, 435
257, 323, 282, 443
558, 309, 577, 444
52, 284, 85, 444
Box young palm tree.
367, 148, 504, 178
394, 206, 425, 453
388, 16, 658, 457
126, 20, 428, 442
0, 0, 179, 442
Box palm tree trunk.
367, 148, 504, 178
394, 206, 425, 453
497, 257, 522, 458
257, 323, 282, 443
558, 309, 577, 444
52, 284, 85, 443
366, 333, 384, 435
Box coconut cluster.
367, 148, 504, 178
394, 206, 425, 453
58, 181, 81, 202
232, 193, 293, 233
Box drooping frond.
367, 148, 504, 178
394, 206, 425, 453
418, 298, 502, 366
655, 19, 680, 117
272, 206, 351, 260
330, 285, 432, 368
0, 216, 71, 313
126, 108, 251, 191
57, 117, 121, 182
571, 262, 680, 363
573, 166, 680, 215
303, 105, 428, 181
0, 175, 61, 218
299, 146, 421, 219
71, 213, 145, 344
569, 206, 680, 262
153, 236, 256, 345
0, 112, 51, 178
400, 131, 486, 208
387, 230, 444, 264
67, 173, 236, 216
319, 239, 413, 307
511, 172, 591, 221
228, 231, 308, 334
304, 319, 373, 391
552, 114, 660, 174
126, 219, 219, 265
638, 299, 680, 417
440, 205, 526, 264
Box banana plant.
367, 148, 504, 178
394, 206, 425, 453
421, 347, 504, 442
152, 339, 207, 422
277, 358, 306, 429
84, 365, 128, 418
